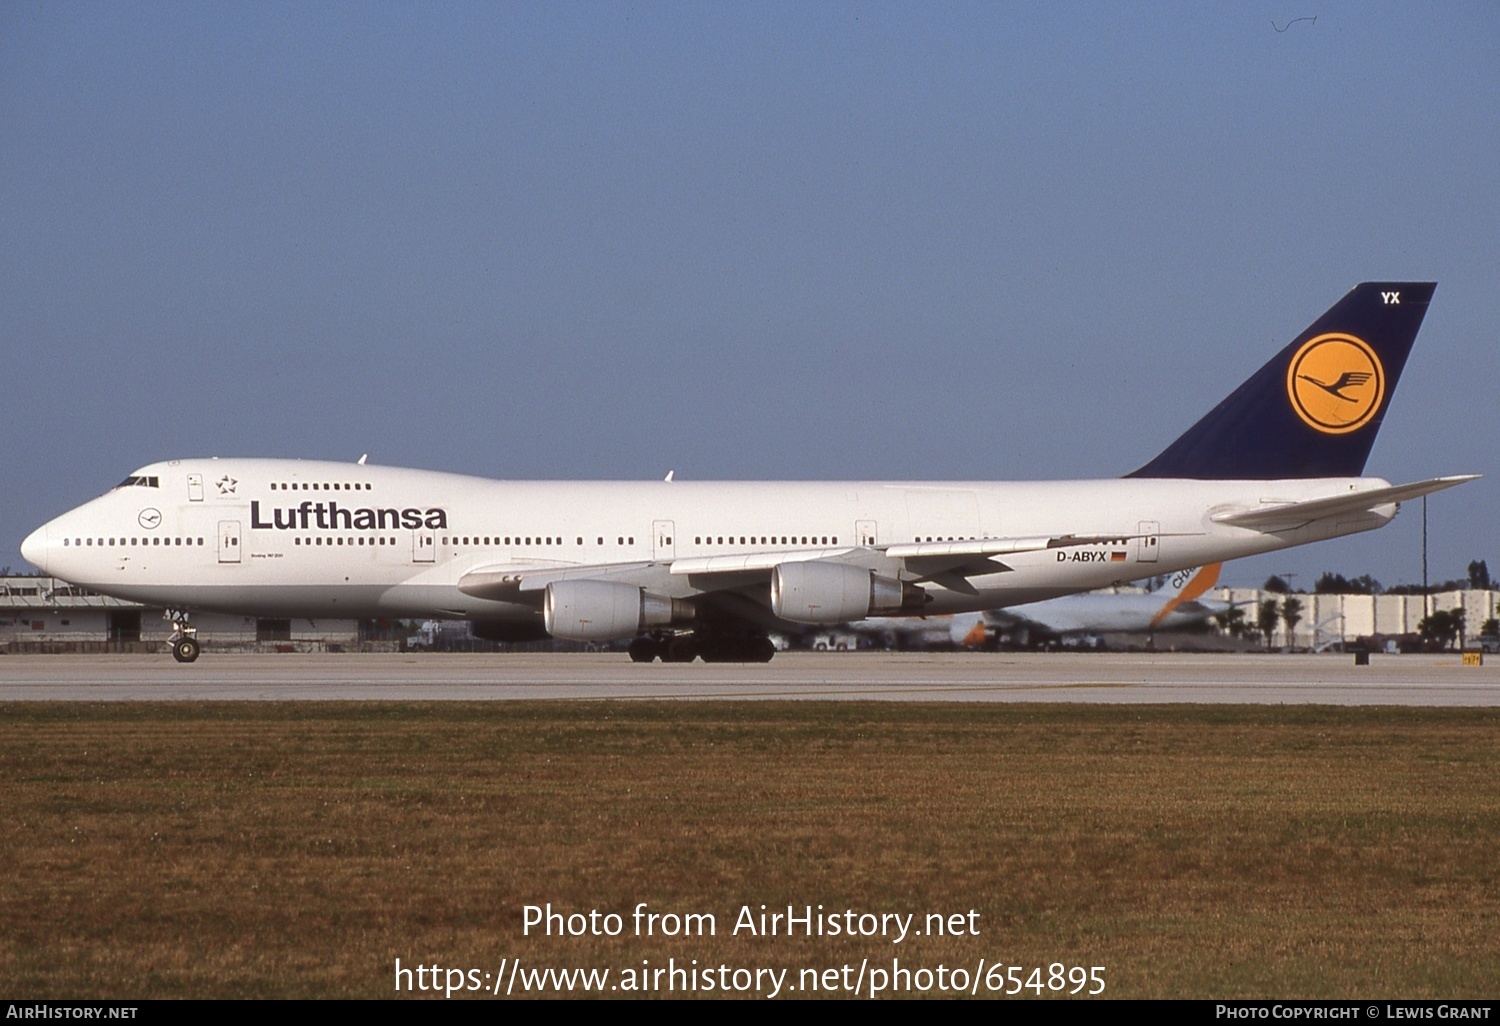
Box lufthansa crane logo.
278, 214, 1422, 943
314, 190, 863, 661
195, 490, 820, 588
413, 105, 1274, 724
1286, 333, 1385, 435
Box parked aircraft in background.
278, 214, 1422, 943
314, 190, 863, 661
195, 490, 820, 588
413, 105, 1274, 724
21, 283, 1476, 662
991, 562, 1228, 644
845, 563, 1228, 649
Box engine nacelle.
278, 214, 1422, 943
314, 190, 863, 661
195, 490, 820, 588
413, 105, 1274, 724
543, 580, 692, 642
770, 561, 926, 625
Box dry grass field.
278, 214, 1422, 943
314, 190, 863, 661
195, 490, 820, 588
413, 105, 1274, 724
2, 702, 1497, 998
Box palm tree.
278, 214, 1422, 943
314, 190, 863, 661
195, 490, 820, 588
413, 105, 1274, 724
1257, 598, 1280, 651
1280, 596, 1304, 651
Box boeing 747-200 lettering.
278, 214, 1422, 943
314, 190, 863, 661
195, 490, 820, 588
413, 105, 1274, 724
21, 283, 1476, 663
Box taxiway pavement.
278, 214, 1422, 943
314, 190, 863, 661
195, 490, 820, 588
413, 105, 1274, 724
0, 651, 1494, 704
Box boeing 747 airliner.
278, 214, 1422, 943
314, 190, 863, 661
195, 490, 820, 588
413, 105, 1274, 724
21, 283, 1476, 663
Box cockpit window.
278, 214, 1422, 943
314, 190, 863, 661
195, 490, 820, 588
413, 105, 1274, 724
113, 475, 160, 489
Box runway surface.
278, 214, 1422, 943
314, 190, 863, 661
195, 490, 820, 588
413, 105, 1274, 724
0, 651, 1495, 704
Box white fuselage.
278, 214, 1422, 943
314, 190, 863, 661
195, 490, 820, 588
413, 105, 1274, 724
21, 458, 1398, 628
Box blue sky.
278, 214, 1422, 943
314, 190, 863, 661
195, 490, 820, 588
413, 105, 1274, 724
3, 2, 1495, 590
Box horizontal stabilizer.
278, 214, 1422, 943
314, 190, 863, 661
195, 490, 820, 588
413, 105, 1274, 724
1210, 475, 1479, 529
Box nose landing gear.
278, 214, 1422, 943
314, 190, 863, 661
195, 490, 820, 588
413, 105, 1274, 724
165, 609, 201, 663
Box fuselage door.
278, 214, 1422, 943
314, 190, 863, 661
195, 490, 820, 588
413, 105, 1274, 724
653, 520, 675, 562
856, 519, 879, 547
412, 531, 435, 563
218, 520, 241, 564
188, 474, 204, 502
1137, 521, 1160, 564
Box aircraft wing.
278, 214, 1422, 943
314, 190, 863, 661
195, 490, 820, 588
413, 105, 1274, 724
457, 532, 1140, 604
670, 532, 1140, 587
457, 561, 662, 603
884, 534, 1134, 578
1211, 475, 1479, 530
668, 546, 871, 577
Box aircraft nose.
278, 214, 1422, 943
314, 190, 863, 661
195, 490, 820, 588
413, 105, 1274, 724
21, 523, 49, 572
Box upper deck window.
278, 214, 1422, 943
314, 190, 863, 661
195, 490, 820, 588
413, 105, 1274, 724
113, 475, 160, 489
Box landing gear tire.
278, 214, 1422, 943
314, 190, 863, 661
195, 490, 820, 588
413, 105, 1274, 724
662, 637, 699, 663
699, 636, 777, 663
172, 637, 201, 663
628, 638, 660, 663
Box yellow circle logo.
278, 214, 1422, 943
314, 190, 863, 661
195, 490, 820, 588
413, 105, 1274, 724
1286, 333, 1385, 435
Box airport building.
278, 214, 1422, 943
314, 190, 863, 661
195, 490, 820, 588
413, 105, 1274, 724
1212, 586, 1500, 651
0, 576, 365, 652
3, 574, 1493, 656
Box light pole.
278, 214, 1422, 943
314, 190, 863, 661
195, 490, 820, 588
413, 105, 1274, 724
1423, 495, 1431, 619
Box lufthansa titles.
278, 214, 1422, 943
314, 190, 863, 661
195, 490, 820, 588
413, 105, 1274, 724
250, 499, 447, 531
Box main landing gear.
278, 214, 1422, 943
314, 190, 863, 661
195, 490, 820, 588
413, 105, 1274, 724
165, 609, 201, 663
628, 632, 776, 664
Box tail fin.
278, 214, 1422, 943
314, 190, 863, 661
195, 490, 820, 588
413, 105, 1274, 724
1148, 563, 1222, 628
1129, 283, 1435, 479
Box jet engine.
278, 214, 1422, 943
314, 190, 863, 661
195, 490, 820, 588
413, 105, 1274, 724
543, 580, 693, 641
770, 561, 926, 624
